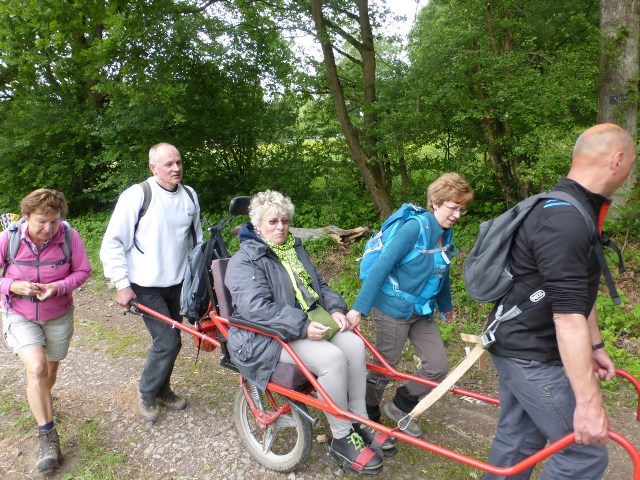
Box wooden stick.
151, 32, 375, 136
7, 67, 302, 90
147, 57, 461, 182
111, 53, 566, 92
401, 334, 486, 426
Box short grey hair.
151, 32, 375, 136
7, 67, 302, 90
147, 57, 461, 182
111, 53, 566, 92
149, 143, 180, 165
249, 190, 295, 226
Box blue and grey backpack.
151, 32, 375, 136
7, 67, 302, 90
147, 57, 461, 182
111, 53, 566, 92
359, 204, 454, 313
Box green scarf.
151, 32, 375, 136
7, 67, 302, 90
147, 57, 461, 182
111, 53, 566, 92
265, 233, 319, 307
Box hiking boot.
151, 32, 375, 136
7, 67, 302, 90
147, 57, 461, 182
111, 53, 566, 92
352, 423, 398, 457
137, 391, 159, 422
156, 390, 187, 411
36, 427, 61, 472
383, 402, 422, 437
327, 430, 383, 475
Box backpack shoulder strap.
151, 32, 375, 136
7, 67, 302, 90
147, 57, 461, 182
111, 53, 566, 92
60, 221, 72, 263
393, 213, 429, 265
3, 219, 23, 276
182, 185, 197, 248
138, 180, 152, 223
182, 184, 195, 204
133, 181, 151, 253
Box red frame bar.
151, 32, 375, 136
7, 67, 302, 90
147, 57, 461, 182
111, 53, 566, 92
616, 368, 640, 421
132, 303, 640, 478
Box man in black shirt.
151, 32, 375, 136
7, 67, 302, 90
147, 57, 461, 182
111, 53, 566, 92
484, 124, 636, 480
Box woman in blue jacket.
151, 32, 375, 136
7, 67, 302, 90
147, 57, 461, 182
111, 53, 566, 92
347, 173, 473, 437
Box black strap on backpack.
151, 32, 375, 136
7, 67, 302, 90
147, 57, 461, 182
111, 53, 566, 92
555, 192, 622, 304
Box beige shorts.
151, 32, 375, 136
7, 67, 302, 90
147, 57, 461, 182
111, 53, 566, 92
2, 307, 74, 361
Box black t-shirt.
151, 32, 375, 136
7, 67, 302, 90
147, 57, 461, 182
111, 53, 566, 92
488, 178, 607, 362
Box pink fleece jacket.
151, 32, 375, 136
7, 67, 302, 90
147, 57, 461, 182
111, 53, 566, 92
0, 220, 91, 322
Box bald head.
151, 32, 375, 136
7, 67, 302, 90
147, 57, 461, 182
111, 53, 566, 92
572, 124, 634, 163
149, 142, 180, 166
568, 123, 636, 196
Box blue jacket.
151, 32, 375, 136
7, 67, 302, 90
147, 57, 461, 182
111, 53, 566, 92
353, 212, 453, 319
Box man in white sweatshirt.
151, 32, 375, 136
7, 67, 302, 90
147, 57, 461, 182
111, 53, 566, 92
100, 143, 203, 422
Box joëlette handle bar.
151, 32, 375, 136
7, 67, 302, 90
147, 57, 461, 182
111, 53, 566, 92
130, 300, 222, 348
130, 302, 640, 479
359, 327, 640, 420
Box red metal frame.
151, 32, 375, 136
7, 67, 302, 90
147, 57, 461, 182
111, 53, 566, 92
132, 303, 640, 479
240, 381, 297, 428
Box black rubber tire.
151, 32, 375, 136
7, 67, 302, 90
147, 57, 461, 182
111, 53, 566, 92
233, 386, 312, 472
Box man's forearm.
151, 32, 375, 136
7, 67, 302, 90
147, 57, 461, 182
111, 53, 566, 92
554, 312, 602, 406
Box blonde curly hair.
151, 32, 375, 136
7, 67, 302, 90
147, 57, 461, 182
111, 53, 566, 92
249, 190, 295, 226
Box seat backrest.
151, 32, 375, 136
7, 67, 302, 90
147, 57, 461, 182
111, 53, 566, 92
211, 258, 234, 318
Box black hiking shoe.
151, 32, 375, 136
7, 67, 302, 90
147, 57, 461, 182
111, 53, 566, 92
352, 423, 398, 457
156, 390, 187, 411
36, 427, 61, 472
327, 430, 383, 475
137, 391, 159, 422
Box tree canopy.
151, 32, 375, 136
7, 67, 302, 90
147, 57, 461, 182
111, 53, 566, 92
0, 0, 297, 211
0, 0, 636, 220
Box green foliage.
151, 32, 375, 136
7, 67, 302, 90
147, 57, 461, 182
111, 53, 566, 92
0, 0, 297, 214
596, 292, 640, 378
405, 0, 599, 202
604, 189, 640, 242
70, 212, 112, 282
302, 235, 339, 258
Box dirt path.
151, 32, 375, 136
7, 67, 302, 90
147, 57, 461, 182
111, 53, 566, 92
1, 281, 638, 479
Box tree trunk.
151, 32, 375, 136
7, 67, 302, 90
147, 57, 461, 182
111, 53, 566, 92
310, 0, 394, 218
598, 0, 639, 203
477, 1, 528, 204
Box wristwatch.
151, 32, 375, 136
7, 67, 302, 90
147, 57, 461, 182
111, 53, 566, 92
592, 340, 605, 350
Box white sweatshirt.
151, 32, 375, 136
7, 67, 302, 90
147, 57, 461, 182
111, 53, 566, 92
100, 178, 203, 290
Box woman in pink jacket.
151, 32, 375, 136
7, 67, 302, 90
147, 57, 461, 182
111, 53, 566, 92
1, 189, 91, 472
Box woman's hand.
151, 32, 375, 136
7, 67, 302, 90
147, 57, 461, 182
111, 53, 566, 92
32, 283, 57, 302
345, 309, 362, 330
306, 321, 330, 341
9, 280, 42, 298
442, 310, 454, 323
331, 311, 348, 332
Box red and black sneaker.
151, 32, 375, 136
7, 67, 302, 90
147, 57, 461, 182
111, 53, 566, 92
352, 422, 398, 457
327, 430, 383, 475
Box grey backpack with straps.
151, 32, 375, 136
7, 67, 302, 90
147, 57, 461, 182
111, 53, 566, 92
463, 191, 624, 347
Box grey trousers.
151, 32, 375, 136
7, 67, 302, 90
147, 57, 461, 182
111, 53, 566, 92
132, 283, 183, 398
280, 330, 367, 438
365, 307, 448, 407
484, 354, 607, 480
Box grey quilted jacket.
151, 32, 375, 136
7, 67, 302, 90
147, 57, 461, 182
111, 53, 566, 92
225, 223, 347, 389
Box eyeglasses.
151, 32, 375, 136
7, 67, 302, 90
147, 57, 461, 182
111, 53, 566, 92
442, 203, 467, 215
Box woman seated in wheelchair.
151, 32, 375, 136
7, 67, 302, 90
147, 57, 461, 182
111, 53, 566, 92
225, 190, 396, 474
